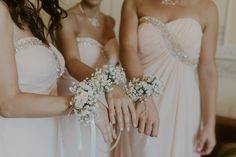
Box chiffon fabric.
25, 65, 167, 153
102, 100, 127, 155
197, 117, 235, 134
58, 37, 117, 157
0, 37, 65, 157
112, 16, 202, 157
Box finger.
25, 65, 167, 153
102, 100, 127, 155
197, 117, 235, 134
112, 125, 118, 139
204, 144, 212, 155
107, 97, 116, 124
144, 121, 153, 136
203, 140, 215, 155
106, 123, 113, 143
197, 136, 206, 153
151, 122, 159, 137
122, 103, 131, 131
99, 125, 109, 144
136, 102, 144, 116
208, 141, 216, 154
138, 116, 146, 134
128, 101, 138, 128
115, 104, 124, 131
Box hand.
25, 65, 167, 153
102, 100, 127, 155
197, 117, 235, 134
136, 97, 159, 137
96, 101, 117, 144
194, 125, 216, 155
105, 85, 137, 131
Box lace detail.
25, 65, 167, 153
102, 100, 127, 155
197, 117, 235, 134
139, 16, 198, 68
14, 37, 64, 77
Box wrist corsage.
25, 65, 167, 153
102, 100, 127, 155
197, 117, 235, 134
69, 65, 127, 125
91, 64, 127, 93
69, 80, 99, 126
126, 75, 163, 104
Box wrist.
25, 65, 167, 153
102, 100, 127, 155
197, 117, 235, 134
202, 119, 216, 129
64, 96, 73, 115
126, 75, 163, 103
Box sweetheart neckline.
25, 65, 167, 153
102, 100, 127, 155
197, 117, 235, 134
76, 37, 116, 48
139, 16, 203, 34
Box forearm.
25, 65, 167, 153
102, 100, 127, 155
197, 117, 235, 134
0, 93, 70, 118
67, 59, 95, 81
198, 66, 218, 127
120, 46, 144, 80
107, 39, 119, 66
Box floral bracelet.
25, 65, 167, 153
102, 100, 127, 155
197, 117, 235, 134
125, 75, 163, 104
69, 65, 127, 125
91, 64, 127, 93
69, 80, 99, 126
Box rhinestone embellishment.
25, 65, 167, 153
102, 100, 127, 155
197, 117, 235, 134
77, 38, 108, 61
15, 37, 63, 78
139, 16, 198, 67
77, 38, 103, 48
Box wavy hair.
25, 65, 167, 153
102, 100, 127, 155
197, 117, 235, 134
3, 0, 67, 44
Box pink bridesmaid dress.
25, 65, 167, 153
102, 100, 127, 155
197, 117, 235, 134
58, 37, 118, 157
0, 37, 65, 157
113, 16, 202, 157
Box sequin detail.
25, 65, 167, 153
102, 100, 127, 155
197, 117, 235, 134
14, 37, 63, 77
139, 16, 198, 67
77, 37, 103, 48
77, 37, 108, 60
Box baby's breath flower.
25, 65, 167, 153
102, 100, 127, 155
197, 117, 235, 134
69, 65, 127, 126
126, 75, 163, 103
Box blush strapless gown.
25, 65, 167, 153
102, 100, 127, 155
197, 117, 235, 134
0, 37, 65, 157
58, 37, 117, 157
112, 16, 203, 157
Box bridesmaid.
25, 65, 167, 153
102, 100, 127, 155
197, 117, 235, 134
56, 0, 136, 157
0, 0, 70, 157
115, 0, 218, 157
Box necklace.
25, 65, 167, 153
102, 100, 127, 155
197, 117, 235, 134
161, 0, 178, 6
78, 3, 101, 28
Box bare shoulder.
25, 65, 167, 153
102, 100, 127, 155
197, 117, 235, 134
60, 8, 78, 31
124, 0, 142, 4
200, 0, 218, 13
104, 15, 115, 27
0, 1, 10, 19
0, 1, 13, 27
0, 0, 7, 9
122, 0, 140, 8
199, 0, 218, 22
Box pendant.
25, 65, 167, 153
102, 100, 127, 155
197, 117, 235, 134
88, 18, 101, 28
161, 0, 177, 6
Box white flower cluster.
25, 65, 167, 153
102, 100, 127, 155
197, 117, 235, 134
69, 81, 99, 126
126, 75, 163, 103
91, 65, 127, 92
69, 65, 127, 126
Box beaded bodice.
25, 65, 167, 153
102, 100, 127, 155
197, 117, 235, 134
76, 37, 108, 69
138, 16, 203, 68
14, 37, 65, 94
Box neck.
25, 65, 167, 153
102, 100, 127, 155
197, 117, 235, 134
80, 1, 101, 17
